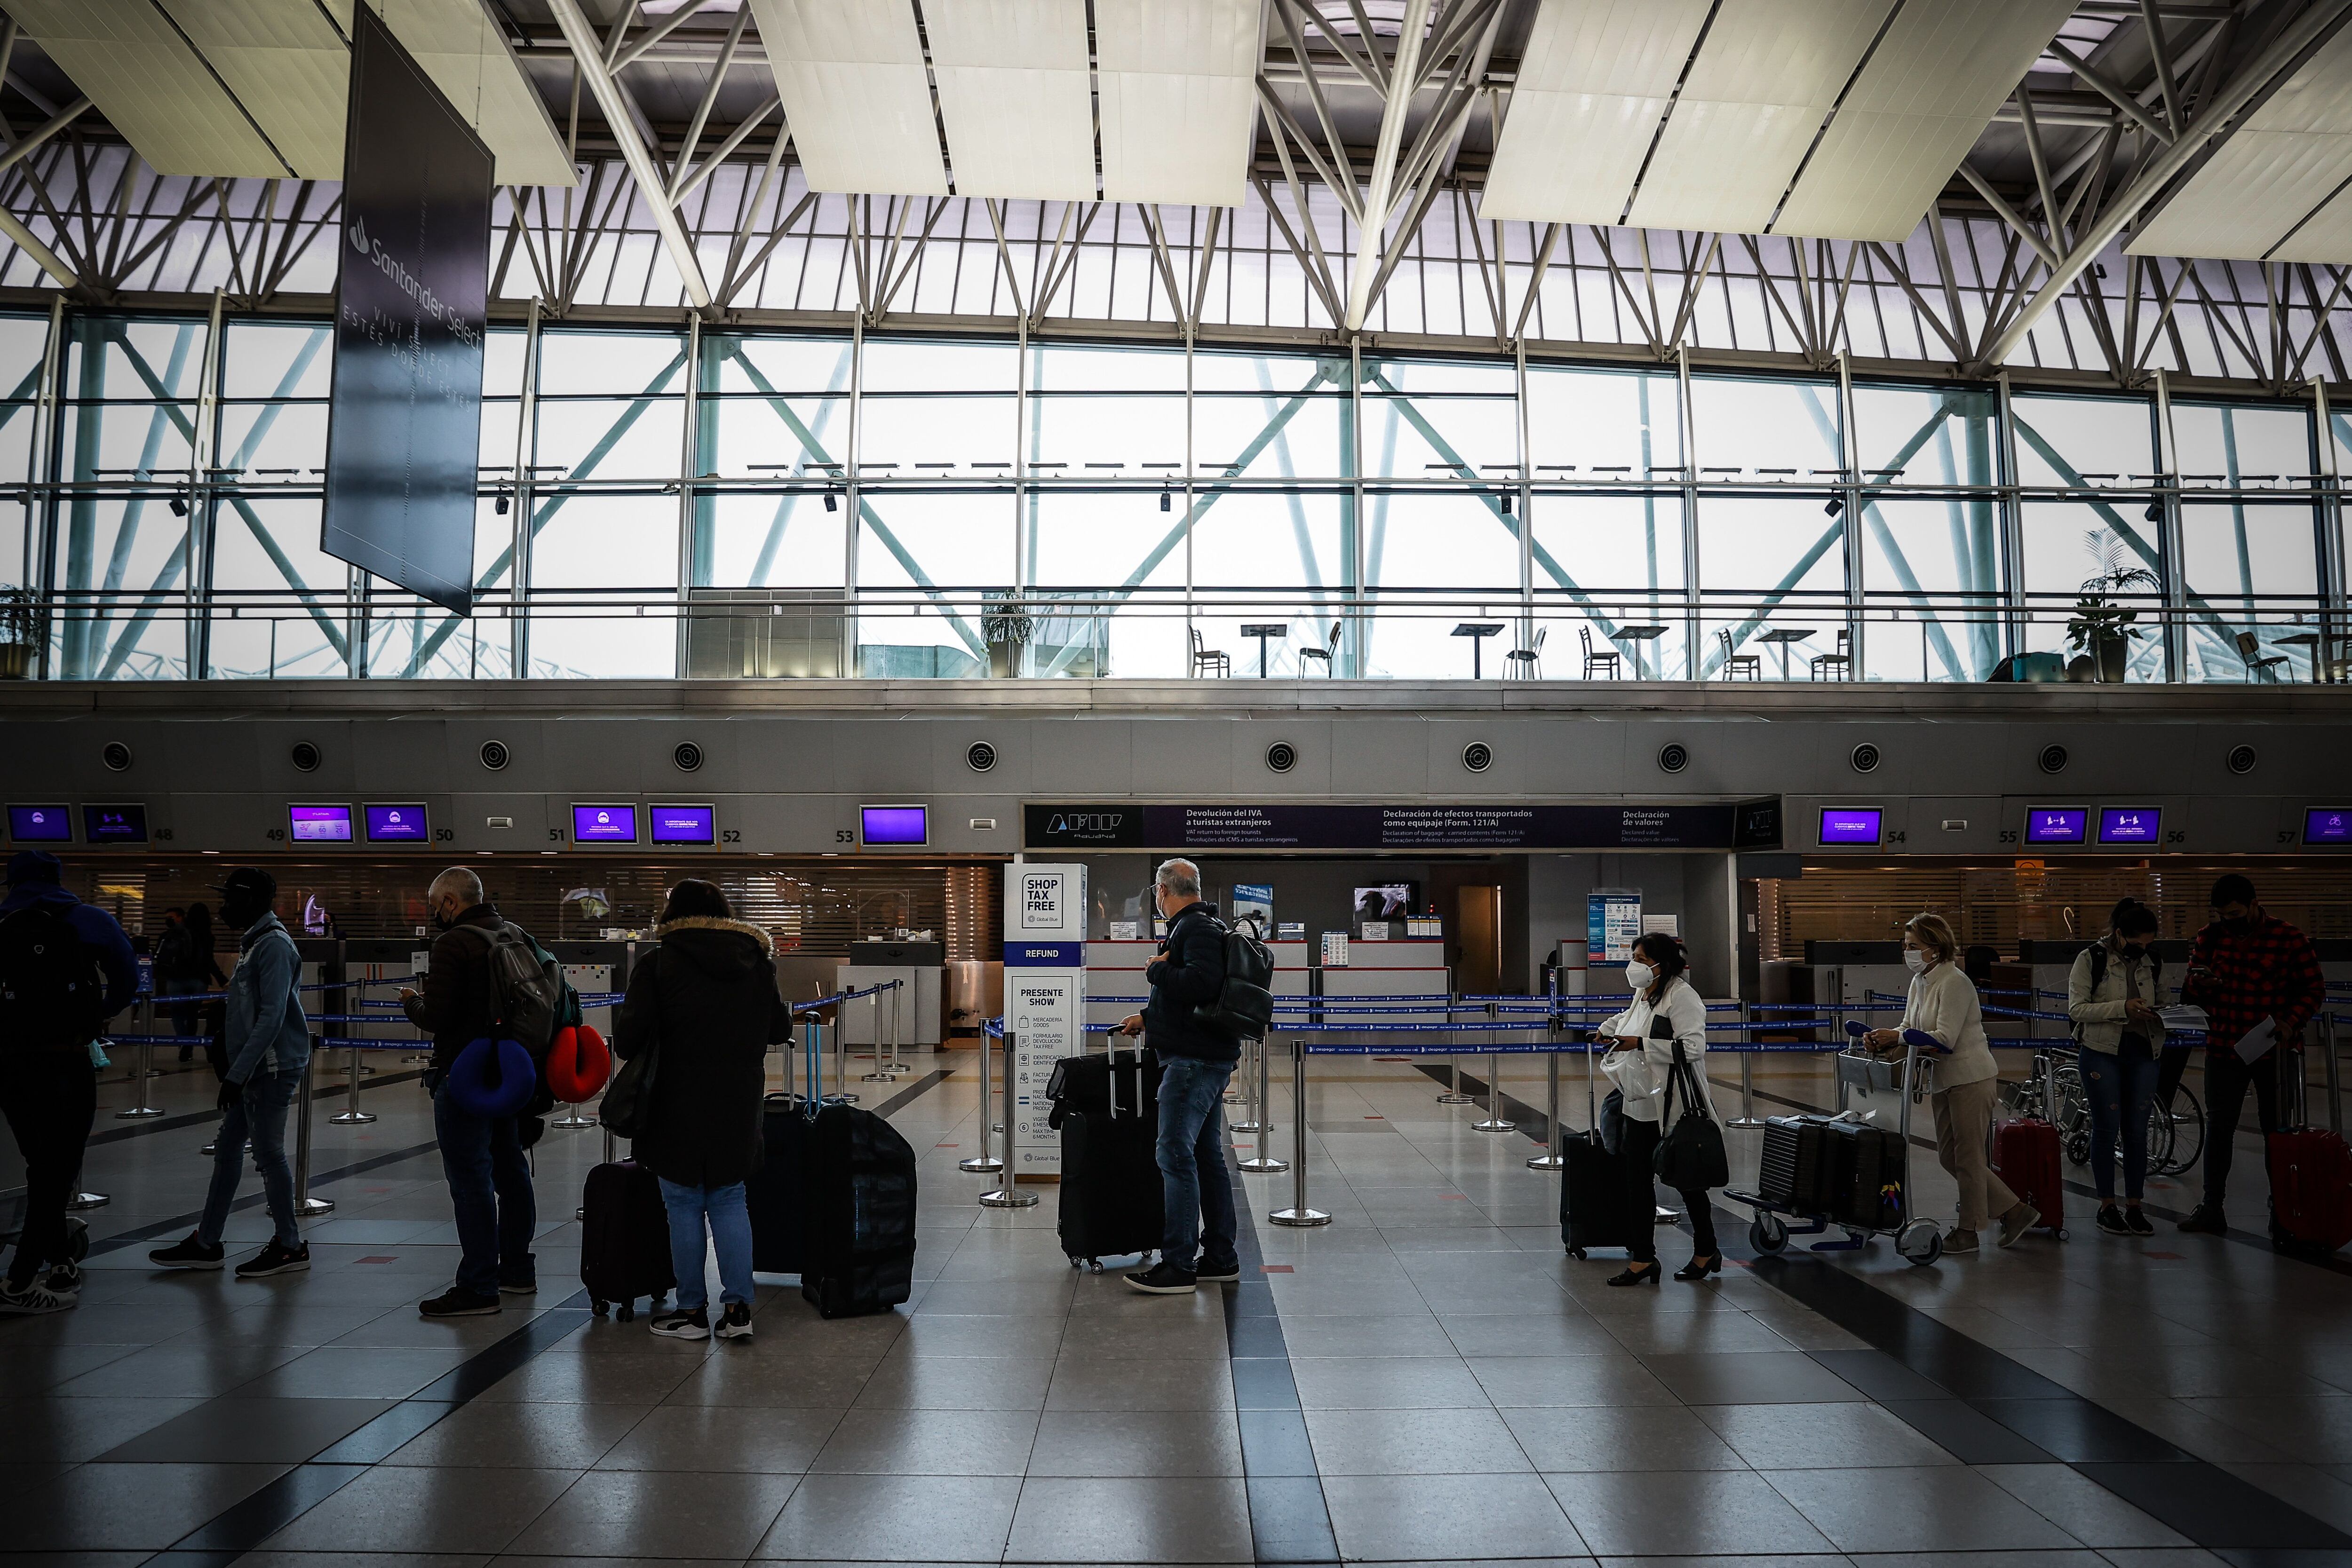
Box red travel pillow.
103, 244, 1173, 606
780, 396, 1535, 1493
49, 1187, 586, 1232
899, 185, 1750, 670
546, 1023, 612, 1103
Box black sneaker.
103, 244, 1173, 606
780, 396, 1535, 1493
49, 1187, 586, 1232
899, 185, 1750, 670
715, 1302, 754, 1341
1124, 1260, 1198, 1295
150, 1235, 226, 1271
0, 1276, 74, 1315
419, 1288, 501, 1318
498, 1279, 537, 1295
236, 1241, 310, 1279
2097, 1206, 2131, 1236
2124, 1207, 2155, 1236
1195, 1257, 1243, 1283
649, 1307, 710, 1340
2178, 1204, 2229, 1235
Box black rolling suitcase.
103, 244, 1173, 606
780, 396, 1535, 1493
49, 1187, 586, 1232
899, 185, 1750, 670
745, 1091, 814, 1274
1051, 1040, 1163, 1268
800, 1102, 919, 1318
1560, 1127, 1634, 1258
1759, 1116, 1838, 1212
580, 1159, 674, 1321
1825, 1120, 1906, 1231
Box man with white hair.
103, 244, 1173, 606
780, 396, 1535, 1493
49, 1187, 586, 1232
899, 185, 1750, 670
401, 866, 540, 1317
1116, 857, 1242, 1294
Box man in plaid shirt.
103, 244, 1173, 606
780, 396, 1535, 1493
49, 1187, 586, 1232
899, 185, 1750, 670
2177, 873, 2324, 1235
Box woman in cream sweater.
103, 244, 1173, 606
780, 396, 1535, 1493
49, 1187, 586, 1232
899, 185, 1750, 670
1863, 913, 2038, 1253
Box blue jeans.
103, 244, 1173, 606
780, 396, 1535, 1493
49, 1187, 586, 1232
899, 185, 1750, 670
431, 1078, 537, 1295
1156, 1056, 1237, 1272
2082, 1043, 2159, 1202
659, 1178, 754, 1312
199, 1068, 301, 1248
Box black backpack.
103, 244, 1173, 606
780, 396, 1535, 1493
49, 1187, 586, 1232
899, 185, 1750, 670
0, 904, 108, 1052
1192, 912, 1276, 1040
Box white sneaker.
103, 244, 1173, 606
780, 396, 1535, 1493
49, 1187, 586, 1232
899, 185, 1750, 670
715, 1302, 754, 1341
0, 1276, 77, 1315
649, 1307, 710, 1340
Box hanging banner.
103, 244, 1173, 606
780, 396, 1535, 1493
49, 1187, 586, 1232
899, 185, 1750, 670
1025, 801, 1748, 851
321, 6, 494, 616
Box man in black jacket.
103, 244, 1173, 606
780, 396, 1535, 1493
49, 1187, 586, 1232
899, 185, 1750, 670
1117, 858, 1240, 1294
400, 866, 538, 1318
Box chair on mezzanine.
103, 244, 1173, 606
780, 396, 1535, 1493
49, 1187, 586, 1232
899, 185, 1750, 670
1505, 627, 1546, 680
1189, 626, 1231, 678
1296, 621, 1343, 676
1717, 628, 1761, 680
2236, 631, 2288, 683
1810, 628, 1853, 681
1579, 625, 1620, 680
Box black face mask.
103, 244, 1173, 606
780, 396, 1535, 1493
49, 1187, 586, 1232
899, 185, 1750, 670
220, 898, 264, 931
431, 904, 459, 931
2120, 942, 2146, 960
2219, 916, 2251, 936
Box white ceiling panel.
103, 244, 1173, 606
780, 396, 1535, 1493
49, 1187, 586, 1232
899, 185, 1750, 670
1774, 0, 2076, 241
1478, 0, 1713, 224
1626, 0, 1895, 234
925, 0, 1096, 201
2130, 26, 2352, 261
1095, 0, 1260, 206
6, 0, 294, 177
155, 0, 348, 180
747, 0, 947, 196
370, 0, 578, 186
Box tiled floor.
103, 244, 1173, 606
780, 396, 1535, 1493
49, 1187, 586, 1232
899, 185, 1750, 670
8, 1044, 2352, 1566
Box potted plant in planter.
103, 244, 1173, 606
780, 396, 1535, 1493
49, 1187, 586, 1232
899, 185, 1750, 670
0, 586, 43, 679
2066, 529, 2158, 682
981, 589, 1032, 678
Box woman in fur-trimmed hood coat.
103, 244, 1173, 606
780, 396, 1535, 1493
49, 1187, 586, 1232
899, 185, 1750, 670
614, 913, 793, 1188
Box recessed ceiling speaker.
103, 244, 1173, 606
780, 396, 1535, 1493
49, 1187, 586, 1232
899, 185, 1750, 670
672, 741, 704, 772
966, 741, 997, 773
289, 741, 321, 773
1657, 742, 1689, 774
1850, 742, 1882, 774
101, 741, 132, 772
2038, 743, 2069, 775
2226, 744, 2258, 776
1265, 741, 1298, 773
479, 740, 510, 771
1462, 742, 1493, 773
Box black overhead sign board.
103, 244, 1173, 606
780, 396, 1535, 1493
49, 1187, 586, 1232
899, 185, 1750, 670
320, 6, 494, 617
1023, 800, 1777, 852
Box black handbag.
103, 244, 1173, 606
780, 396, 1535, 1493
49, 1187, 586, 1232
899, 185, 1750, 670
1653, 1039, 1728, 1191
599, 1034, 660, 1141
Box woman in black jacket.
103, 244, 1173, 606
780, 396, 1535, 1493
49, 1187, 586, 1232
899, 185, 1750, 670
614, 879, 789, 1341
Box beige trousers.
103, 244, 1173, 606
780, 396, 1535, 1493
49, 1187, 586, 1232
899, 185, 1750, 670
1931, 1077, 2017, 1232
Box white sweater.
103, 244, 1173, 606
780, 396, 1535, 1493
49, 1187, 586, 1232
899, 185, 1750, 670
1899, 960, 1998, 1087
1597, 976, 1716, 1123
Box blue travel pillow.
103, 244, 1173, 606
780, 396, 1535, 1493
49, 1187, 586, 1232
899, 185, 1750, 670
445, 1037, 538, 1118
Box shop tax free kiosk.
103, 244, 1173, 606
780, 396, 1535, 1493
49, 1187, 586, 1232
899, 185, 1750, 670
1006, 863, 1086, 1177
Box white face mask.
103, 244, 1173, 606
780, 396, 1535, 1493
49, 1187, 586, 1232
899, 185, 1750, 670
1904, 949, 1929, 974
1625, 960, 1655, 989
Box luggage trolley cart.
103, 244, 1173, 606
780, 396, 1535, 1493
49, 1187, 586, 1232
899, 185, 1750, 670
1726, 1025, 1948, 1267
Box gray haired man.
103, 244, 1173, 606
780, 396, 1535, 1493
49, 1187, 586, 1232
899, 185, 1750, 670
1116, 858, 1241, 1294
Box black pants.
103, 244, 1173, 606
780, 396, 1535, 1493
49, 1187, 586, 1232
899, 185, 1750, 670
1619, 1116, 1718, 1264
2203, 1047, 2288, 1208
0, 1050, 97, 1285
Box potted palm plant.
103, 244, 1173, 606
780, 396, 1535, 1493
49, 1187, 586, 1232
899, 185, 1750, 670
0, 586, 44, 679
981, 589, 1032, 678
2066, 530, 2158, 683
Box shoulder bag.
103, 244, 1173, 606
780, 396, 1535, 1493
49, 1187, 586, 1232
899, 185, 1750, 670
1653, 1038, 1729, 1190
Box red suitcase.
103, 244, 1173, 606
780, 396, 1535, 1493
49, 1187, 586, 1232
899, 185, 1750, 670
1992, 1117, 2066, 1237
2268, 1130, 2352, 1253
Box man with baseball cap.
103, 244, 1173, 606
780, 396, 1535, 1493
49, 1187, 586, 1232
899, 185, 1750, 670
151, 867, 315, 1279
0, 851, 137, 1314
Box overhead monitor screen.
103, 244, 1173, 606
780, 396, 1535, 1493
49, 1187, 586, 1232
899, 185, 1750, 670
289, 805, 353, 843
2024, 807, 2088, 845
2097, 807, 2161, 846
2304, 808, 2351, 845
8, 804, 70, 841
83, 804, 148, 844
860, 805, 928, 846
1352, 883, 1417, 919
365, 804, 430, 843
1817, 808, 1883, 846
650, 805, 715, 845
572, 804, 639, 844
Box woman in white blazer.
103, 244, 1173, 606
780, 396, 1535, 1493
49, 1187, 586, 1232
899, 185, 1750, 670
1597, 933, 1720, 1284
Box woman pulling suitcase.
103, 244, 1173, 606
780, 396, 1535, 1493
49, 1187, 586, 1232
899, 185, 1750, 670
1597, 933, 1724, 1285
613, 879, 791, 1340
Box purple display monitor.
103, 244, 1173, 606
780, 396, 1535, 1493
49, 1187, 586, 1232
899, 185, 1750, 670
2024, 807, 2088, 845
82, 804, 147, 844
8, 804, 70, 841
650, 805, 715, 845
1817, 808, 1882, 846
861, 804, 928, 846
289, 805, 353, 843
2097, 807, 2160, 845
2304, 808, 2351, 845
365, 804, 430, 843
572, 804, 639, 844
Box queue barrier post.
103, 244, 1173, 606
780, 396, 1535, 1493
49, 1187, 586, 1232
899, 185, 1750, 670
2323, 1015, 2343, 1137
1729, 1049, 1765, 1129
979, 1028, 1037, 1208
1269, 1037, 1329, 1227
959, 1010, 1004, 1174
1528, 1051, 1565, 1170
1238, 1032, 1288, 1174
329, 1045, 375, 1125
115, 1038, 165, 1119
1232, 1037, 1267, 1134
292, 1047, 334, 1216
1472, 1048, 1515, 1132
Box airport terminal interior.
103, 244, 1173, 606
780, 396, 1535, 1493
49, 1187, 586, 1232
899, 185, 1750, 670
8, 0, 2352, 1564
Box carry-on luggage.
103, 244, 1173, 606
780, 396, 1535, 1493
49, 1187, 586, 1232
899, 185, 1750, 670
2268, 1048, 2352, 1255
1759, 1116, 1837, 1212
1824, 1120, 1905, 1231
1051, 1039, 1162, 1268
580, 1158, 674, 1321
745, 1090, 814, 1274
799, 1102, 919, 1318
1992, 1115, 2066, 1236
1560, 1127, 1634, 1258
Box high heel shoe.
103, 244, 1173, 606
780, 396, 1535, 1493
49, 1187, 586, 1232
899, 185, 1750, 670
1673, 1254, 1723, 1281
1606, 1263, 1661, 1287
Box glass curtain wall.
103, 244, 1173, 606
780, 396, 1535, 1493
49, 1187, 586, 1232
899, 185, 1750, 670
4, 307, 2346, 684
